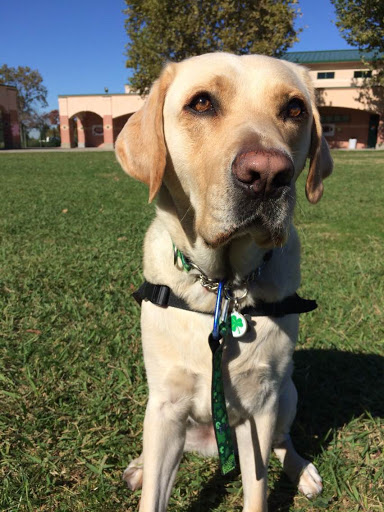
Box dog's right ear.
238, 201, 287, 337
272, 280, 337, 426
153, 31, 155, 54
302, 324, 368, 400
115, 64, 175, 202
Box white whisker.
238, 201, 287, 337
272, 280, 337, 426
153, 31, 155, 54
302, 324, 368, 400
179, 204, 193, 224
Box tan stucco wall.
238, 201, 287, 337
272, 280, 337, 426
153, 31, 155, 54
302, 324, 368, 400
58, 94, 145, 119
316, 87, 377, 111
311, 69, 364, 89
306, 60, 378, 112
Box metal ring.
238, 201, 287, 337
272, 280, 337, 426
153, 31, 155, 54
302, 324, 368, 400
224, 286, 248, 302
188, 260, 205, 273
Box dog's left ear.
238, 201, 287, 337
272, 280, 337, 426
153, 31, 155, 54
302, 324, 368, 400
306, 104, 333, 204
115, 63, 175, 202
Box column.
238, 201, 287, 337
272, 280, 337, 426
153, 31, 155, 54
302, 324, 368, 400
103, 114, 114, 150
77, 116, 85, 148
60, 115, 73, 148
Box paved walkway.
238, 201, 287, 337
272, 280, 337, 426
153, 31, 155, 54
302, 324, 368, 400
0, 147, 114, 154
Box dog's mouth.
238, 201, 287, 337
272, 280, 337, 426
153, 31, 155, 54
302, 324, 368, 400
201, 186, 295, 249
203, 216, 289, 249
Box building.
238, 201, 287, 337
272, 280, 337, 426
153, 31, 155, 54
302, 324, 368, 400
285, 49, 383, 149
58, 50, 384, 149
58, 86, 145, 149
0, 85, 21, 149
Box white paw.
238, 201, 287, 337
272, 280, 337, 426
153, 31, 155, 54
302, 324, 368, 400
123, 458, 143, 491
298, 463, 323, 499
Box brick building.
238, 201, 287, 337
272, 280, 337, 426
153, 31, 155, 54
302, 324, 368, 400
285, 49, 383, 149
0, 85, 21, 149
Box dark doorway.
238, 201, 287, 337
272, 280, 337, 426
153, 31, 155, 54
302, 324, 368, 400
367, 114, 379, 148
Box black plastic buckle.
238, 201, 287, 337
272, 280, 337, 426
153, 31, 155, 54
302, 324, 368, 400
149, 284, 170, 307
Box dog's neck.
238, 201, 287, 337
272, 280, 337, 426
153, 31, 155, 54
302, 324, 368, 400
156, 187, 269, 282
144, 189, 300, 310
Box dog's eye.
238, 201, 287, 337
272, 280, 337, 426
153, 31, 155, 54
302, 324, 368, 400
187, 93, 214, 114
286, 99, 305, 119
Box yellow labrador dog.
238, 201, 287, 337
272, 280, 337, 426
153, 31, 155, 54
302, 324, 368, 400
116, 52, 332, 512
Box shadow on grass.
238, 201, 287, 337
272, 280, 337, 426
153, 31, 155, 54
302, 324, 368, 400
185, 349, 384, 512
185, 469, 240, 512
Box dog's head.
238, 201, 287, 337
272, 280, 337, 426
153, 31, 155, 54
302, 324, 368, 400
116, 53, 332, 248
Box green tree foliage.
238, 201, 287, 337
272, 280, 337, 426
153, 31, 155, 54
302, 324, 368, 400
0, 65, 48, 145
331, 0, 384, 57
45, 110, 61, 142
331, 0, 384, 113
124, 0, 301, 93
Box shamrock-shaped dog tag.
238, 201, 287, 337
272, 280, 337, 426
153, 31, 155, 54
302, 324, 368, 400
231, 310, 248, 338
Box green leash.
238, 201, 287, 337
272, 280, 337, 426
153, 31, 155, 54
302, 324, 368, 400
173, 246, 192, 272
208, 280, 236, 475
174, 245, 236, 474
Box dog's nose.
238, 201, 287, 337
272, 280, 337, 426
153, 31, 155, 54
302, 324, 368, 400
232, 150, 294, 198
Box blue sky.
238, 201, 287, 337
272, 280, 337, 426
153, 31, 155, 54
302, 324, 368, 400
0, 0, 353, 112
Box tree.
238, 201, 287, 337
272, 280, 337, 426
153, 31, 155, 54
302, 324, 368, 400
47, 109, 59, 127
24, 109, 61, 146
0, 65, 48, 146
124, 0, 301, 93
331, 0, 384, 57
331, 0, 384, 115
24, 111, 50, 146
45, 109, 60, 140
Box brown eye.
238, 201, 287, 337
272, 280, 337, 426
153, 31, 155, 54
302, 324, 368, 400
286, 99, 304, 118
188, 93, 214, 113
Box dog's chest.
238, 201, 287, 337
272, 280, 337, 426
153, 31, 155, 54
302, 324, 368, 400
141, 302, 298, 423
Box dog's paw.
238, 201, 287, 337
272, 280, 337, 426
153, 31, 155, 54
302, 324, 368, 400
298, 463, 322, 499
123, 458, 143, 491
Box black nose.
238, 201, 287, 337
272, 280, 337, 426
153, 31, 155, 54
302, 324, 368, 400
232, 149, 294, 198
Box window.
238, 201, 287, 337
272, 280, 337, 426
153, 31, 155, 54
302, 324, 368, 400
317, 72, 335, 79
321, 114, 350, 123
354, 70, 372, 78
322, 124, 335, 137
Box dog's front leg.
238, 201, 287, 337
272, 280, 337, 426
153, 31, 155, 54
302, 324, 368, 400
236, 404, 278, 512
139, 394, 188, 512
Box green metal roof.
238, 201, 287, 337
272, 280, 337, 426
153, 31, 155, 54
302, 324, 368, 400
284, 49, 375, 64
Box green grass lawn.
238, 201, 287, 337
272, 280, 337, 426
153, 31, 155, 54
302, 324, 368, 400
0, 151, 383, 511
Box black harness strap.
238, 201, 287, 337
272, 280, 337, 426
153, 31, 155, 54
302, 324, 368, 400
133, 281, 317, 317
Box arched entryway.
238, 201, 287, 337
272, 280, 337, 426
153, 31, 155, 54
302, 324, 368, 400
71, 111, 104, 148
113, 113, 133, 142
